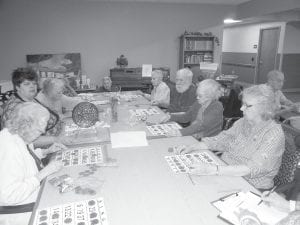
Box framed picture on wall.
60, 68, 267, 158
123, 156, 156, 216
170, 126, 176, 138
26, 53, 81, 89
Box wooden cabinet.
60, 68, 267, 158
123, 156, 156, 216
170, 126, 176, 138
179, 34, 214, 68
110, 67, 170, 92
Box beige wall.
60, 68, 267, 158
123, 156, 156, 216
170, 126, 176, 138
0, 0, 233, 85
223, 22, 286, 54
283, 21, 300, 53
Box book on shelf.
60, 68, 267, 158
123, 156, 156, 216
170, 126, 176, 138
185, 40, 213, 51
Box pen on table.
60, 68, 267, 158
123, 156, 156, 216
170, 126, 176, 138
257, 185, 278, 205
187, 172, 195, 185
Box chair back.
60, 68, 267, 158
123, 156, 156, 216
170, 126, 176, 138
273, 123, 300, 186
222, 117, 240, 130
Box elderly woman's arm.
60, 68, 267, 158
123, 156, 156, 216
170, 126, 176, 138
0, 148, 40, 204
182, 119, 242, 154
201, 118, 242, 152
194, 124, 285, 178
179, 101, 223, 136
0, 148, 62, 204
61, 94, 81, 112
33, 135, 58, 148
170, 102, 199, 124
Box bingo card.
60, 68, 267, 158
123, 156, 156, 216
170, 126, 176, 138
55, 146, 104, 167
147, 123, 181, 136
129, 108, 159, 117
165, 152, 218, 174
33, 198, 108, 225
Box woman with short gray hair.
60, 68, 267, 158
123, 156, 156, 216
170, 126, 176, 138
160, 79, 223, 139
35, 78, 81, 135
182, 84, 285, 190
0, 102, 64, 225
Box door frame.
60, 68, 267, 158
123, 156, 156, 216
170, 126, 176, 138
254, 26, 281, 84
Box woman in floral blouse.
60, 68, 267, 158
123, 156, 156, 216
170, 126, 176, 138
182, 84, 285, 190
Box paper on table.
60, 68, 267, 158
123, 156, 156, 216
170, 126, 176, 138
142, 64, 152, 77
200, 62, 218, 71
215, 191, 288, 225
110, 131, 148, 148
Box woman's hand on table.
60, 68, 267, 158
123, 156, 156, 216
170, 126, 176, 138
261, 191, 289, 212
46, 142, 67, 154
180, 142, 209, 154
36, 161, 63, 181
146, 113, 170, 124
165, 129, 182, 137
188, 162, 218, 176
160, 113, 171, 123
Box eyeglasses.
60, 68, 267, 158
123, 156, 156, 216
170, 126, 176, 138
242, 103, 254, 109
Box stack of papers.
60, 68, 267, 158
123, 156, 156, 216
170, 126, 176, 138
212, 191, 288, 225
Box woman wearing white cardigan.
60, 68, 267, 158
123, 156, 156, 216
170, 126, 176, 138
0, 102, 63, 225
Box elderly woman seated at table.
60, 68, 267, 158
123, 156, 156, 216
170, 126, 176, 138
0, 102, 63, 225
99, 76, 120, 92
35, 78, 81, 135
266, 70, 300, 115
159, 79, 223, 139
143, 70, 170, 108
1, 68, 64, 146
182, 84, 285, 190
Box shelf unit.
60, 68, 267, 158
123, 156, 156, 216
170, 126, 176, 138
110, 67, 170, 92
179, 34, 214, 68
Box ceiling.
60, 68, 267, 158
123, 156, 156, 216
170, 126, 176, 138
81, 0, 252, 5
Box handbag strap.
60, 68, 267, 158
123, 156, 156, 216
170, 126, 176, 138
26, 145, 43, 171
0, 202, 35, 214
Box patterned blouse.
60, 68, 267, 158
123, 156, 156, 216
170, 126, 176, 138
202, 118, 285, 189
1, 93, 62, 136
1, 94, 23, 128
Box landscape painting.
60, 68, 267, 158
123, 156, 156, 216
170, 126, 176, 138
26, 53, 81, 79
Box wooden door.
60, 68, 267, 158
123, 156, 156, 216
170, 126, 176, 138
256, 27, 280, 83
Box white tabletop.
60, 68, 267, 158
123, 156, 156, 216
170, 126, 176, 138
31, 136, 258, 225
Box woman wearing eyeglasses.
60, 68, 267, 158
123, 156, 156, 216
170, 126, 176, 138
181, 84, 285, 190
1, 68, 65, 147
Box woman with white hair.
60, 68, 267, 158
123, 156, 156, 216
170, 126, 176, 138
143, 70, 170, 108
181, 84, 285, 190
99, 76, 120, 92
0, 102, 63, 225
160, 79, 223, 139
267, 70, 298, 112
35, 78, 81, 135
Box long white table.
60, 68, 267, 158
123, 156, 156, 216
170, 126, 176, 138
30, 136, 258, 225
60, 93, 168, 146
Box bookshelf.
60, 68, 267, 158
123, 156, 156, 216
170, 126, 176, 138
179, 34, 214, 68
